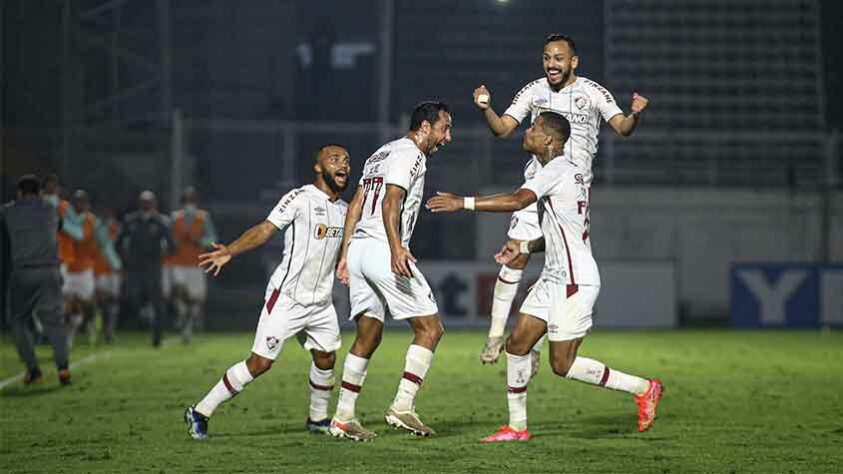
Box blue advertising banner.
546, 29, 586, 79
731, 264, 843, 328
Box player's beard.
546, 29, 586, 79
546, 66, 571, 89
324, 171, 348, 194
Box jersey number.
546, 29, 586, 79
362, 176, 384, 216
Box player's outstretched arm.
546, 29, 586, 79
198, 220, 278, 276
473, 85, 519, 138
337, 186, 365, 285
426, 189, 537, 214
608, 92, 649, 137
382, 184, 416, 278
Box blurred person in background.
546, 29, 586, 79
93, 207, 122, 343
0, 175, 72, 385
165, 186, 218, 343
117, 190, 175, 347
472, 33, 650, 371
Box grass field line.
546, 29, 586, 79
0, 336, 179, 390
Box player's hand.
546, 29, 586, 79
631, 92, 649, 114
198, 242, 232, 276
390, 246, 417, 278
337, 257, 349, 286
473, 85, 491, 110
494, 240, 522, 265
426, 192, 463, 213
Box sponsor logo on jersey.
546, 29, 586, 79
410, 154, 424, 179
266, 336, 280, 351
314, 206, 326, 217
583, 78, 614, 104
533, 98, 549, 107
575, 173, 584, 185
547, 323, 559, 335
314, 224, 343, 239
277, 188, 305, 214
561, 111, 590, 124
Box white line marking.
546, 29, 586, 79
0, 351, 110, 390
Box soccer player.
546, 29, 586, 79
92, 207, 122, 343
473, 34, 650, 368
167, 186, 218, 343
329, 101, 452, 441
183, 144, 351, 440
426, 112, 663, 440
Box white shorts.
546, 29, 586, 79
520, 277, 600, 341
161, 266, 172, 299
347, 238, 438, 322
251, 285, 341, 360
64, 269, 95, 300
170, 265, 207, 301
95, 273, 121, 296
507, 204, 542, 241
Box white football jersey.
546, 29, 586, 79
504, 76, 624, 178
522, 156, 600, 288
352, 137, 427, 249
266, 184, 348, 305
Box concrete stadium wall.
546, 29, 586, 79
477, 188, 843, 322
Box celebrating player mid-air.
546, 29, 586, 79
184, 144, 351, 439
473, 34, 649, 369
427, 112, 663, 441
329, 101, 452, 441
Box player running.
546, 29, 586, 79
184, 144, 351, 440
329, 101, 452, 441
166, 186, 218, 343
426, 112, 663, 440
473, 34, 650, 368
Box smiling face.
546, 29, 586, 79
423, 110, 453, 156
316, 145, 351, 193
543, 40, 578, 89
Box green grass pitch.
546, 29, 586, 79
1, 330, 841, 473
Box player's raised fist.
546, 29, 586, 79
473, 85, 491, 110
631, 92, 649, 114
426, 192, 462, 213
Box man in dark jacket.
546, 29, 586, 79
0, 175, 71, 385
117, 190, 175, 346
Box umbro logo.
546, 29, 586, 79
534, 98, 548, 106
314, 206, 327, 216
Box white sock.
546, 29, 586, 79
195, 361, 254, 417
506, 351, 531, 431
335, 353, 369, 421
531, 334, 546, 353
392, 345, 434, 411
489, 266, 522, 338
309, 363, 334, 421
565, 357, 649, 395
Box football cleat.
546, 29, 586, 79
385, 406, 435, 437
481, 425, 532, 442
329, 417, 377, 441
529, 349, 541, 379
635, 379, 665, 432
24, 368, 43, 385
306, 417, 331, 435
184, 406, 209, 440
58, 369, 72, 386
480, 336, 505, 364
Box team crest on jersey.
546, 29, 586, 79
266, 336, 280, 351
315, 224, 343, 239
574, 95, 590, 111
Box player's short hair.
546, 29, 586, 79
314, 143, 348, 162
18, 174, 41, 195
544, 33, 577, 55
409, 101, 449, 131
539, 111, 571, 143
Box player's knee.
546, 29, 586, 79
312, 350, 336, 370
550, 355, 574, 377
246, 354, 273, 377
505, 336, 531, 357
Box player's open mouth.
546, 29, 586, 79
546, 68, 562, 80
335, 171, 348, 180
